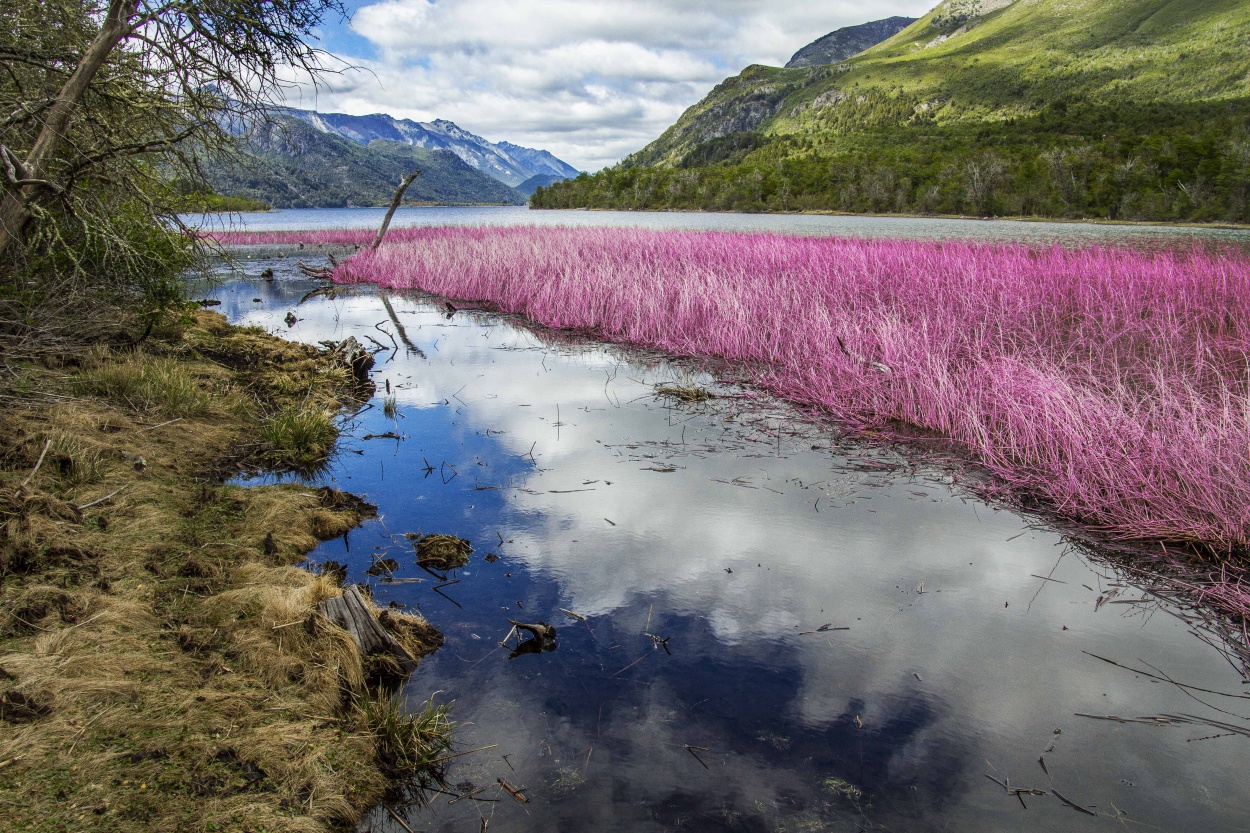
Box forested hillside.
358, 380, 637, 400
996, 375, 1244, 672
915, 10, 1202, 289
534, 0, 1250, 223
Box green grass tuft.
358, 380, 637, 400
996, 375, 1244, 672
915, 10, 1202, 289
357, 693, 454, 779
260, 405, 337, 466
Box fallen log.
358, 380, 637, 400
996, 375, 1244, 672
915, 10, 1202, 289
318, 585, 418, 673
297, 252, 338, 280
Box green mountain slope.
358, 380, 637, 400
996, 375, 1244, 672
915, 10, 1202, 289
205, 116, 525, 208
534, 0, 1250, 223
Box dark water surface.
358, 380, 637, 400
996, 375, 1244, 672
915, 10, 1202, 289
204, 237, 1250, 833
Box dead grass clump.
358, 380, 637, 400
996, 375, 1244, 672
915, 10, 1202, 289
192, 565, 363, 710
378, 608, 445, 663
655, 383, 715, 404
46, 431, 105, 486
0, 584, 90, 637
413, 533, 472, 570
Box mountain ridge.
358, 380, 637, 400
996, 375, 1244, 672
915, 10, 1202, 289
280, 108, 580, 187
533, 0, 1250, 224
204, 115, 526, 209
785, 17, 918, 69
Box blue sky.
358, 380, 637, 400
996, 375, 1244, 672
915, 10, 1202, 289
289, 1, 938, 171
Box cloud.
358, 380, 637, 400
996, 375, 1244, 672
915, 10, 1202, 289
286, 0, 938, 171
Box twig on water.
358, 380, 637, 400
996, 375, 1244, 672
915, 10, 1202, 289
497, 778, 528, 804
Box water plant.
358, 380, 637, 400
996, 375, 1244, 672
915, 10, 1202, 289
355, 692, 453, 780
216, 225, 1250, 557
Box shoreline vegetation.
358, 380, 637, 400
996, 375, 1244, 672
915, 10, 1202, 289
211, 223, 1250, 633
0, 311, 449, 832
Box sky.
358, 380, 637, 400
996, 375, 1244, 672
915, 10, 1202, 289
287, 1, 938, 172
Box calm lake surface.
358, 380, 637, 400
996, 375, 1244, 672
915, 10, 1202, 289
201, 209, 1250, 832
191, 204, 1250, 249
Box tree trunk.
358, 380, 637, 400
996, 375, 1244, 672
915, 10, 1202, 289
371, 171, 421, 250
318, 585, 419, 673
0, 0, 138, 256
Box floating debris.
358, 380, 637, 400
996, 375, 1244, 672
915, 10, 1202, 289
412, 533, 472, 570
365, 558, 400, 577
823, 776, 863, 801
655, 384, 714, 404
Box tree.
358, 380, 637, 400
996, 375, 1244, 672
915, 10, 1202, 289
0, 0, 344, 272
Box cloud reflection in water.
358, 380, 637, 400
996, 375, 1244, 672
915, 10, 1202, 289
207, 266, 1250, 832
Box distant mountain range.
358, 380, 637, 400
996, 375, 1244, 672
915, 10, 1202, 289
784, 16, 916, 68
513, 174, 572, 198
281, 108, 580, 188
534, 0, 1250, 225
202, 108, 580, 209
204, 115, 527, 208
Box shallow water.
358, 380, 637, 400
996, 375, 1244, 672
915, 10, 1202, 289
205, 247, 1250, 833
188, 204, 1250, 249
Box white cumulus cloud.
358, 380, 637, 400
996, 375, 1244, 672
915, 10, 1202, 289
286, 0, 938, 171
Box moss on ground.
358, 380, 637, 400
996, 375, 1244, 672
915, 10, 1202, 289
0, 311, 445, 832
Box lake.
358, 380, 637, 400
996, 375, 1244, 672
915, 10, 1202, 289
190, 204, 1250, 249
200, 209, 1250, 832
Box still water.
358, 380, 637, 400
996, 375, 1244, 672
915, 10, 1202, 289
191, 204, 1250, 248
202, 213, 1250, 833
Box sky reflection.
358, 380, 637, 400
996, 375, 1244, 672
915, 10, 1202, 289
207, 258, 1250, 833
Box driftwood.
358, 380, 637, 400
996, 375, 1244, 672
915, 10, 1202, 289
318, 586, 418, 673
320, 336, 375, 384
504, 620, 557, 659
297, 252, 338, 280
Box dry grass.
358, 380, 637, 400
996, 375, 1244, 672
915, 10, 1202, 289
654, 384, 715, 404
0, 312, 445, 833
412, 534, 472, 571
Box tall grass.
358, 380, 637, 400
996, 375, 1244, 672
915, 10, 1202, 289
223, 226, 1250, 555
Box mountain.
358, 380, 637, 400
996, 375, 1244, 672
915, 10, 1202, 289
204, 115, 525, 208
280, 109, 580, 187
534, 0, 1250, 224
514, 174, 570, 198
784, 16, 917, 68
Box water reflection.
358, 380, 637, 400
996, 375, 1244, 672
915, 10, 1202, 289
206, 257, 1250, 832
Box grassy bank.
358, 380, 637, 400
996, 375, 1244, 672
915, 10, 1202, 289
0, 311, 447, 832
